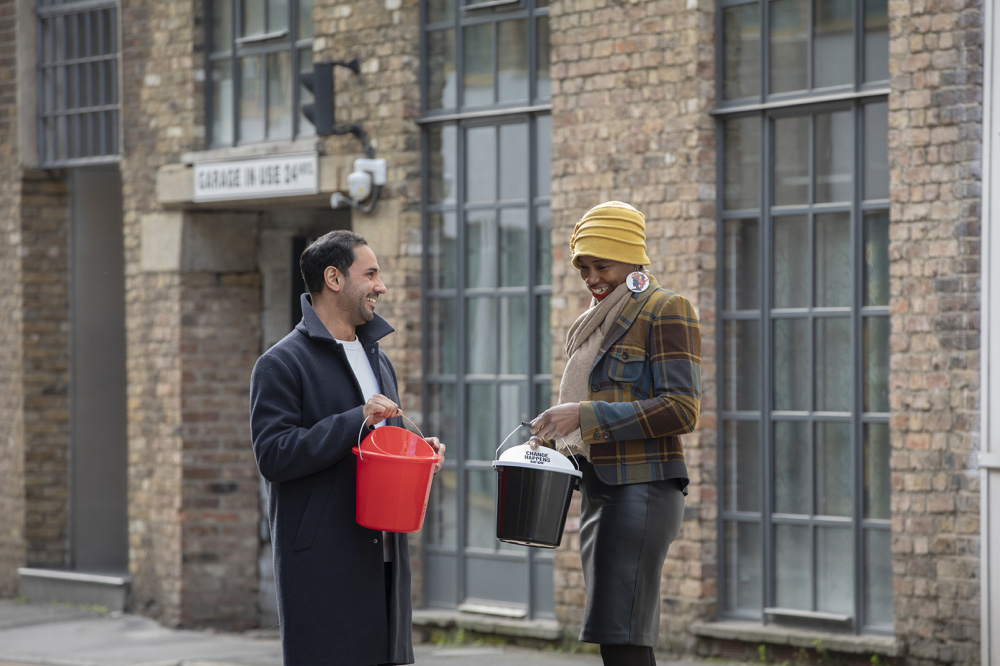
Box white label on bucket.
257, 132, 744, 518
524, 450, 552, 465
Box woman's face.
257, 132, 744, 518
576, 255, 634, 301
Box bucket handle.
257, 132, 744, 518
495, 422, 580, 472
356, 410, 425, 461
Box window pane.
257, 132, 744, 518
769, 0, 808, 94
427, 0, 454, 23
466, 298, 497, 374
243, 0, 265, 37
467, 210, 496, 288
499, 383, 525, 440
814, 0, 853, 88
428, 298, 457, 375
498, 19, 528, 103
500, 123, 528, 200
466, 469, 496, 548
464, 23, 494, 107
426, 468, 457, 547
864, 101, 889, 199
774, 524, 811, 608
212, 0, 232, 47
536, 115, 552, 197
773, 420, 809, 514
773, 215, 808, 308
773, 318, 809, 411
815, 212, 851, 307
298, 47, 314, 137
724, 116, 760, 210
536, 205, 552, 286
864, 210, 889, 306
500, 208, 528, 287
267, 51, 293, 139
268, 0, 288, 32
427, 29, 456, 110
815, 110, 853, 203
211, 60, 234, 146
863, 315, 890, 412
725, 421, 761, 512
726, 522, 763, 612
298, 0, 313, 39
816, 421, 851, 516
466, 126, 496, 202
816, 317, 851, 412
864, 423, 890, 519
536, 16, 550, 100
865, 528, 894, 625
466, 384, 496, 460
723, 3, 761, 99
864, 0, 889, 82
725, 320, 761, 411
773, 116, 809, 205
428, 124, 458, 206
536, 294, 551, 373
429, 212, 457, 289
499, 296, 528, 375
816, 526, 853, 613
240, 55, 266, 142
725, 218, 760, 310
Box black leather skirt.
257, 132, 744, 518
577, 458, 685, 647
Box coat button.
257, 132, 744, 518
591, 383, 600, 392
593, 432, 601, 440
373, 538, 379, 544
622, 351, 629, 359
604, 432, 610, 439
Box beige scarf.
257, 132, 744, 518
556, 281, 632, 459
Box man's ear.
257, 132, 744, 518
324, 266, 342, 292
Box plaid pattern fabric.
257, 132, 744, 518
579, 278, 702, 486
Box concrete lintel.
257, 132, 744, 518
689, 620, 903, 658
411, 609, 563, 641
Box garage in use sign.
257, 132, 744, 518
193, 152, 319, 202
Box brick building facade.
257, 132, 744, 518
0, 0, 993, 664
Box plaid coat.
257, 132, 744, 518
580, 277, 702, 487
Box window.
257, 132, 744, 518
37, 0, 121, 166
421, 0, 553, 617
207, 0, 314, 147
716, 0, 891, 634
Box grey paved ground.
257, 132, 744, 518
0, 600, 622, 666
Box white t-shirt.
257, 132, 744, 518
336, 335, 391, 561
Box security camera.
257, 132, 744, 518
330, 157, 388, 210
348, 169, 373, 201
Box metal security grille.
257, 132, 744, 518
37, 0, 120, 167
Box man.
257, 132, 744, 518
250, 230, 444, 666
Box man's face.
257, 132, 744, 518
341, 244, 386, 326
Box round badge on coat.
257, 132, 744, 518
626, 271, 649, 293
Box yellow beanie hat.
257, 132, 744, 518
570, 201, 651, 269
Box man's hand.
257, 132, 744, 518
424, 437, 446, 474
363, 394, 400, 426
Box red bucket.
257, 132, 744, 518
351, 416, 441, 533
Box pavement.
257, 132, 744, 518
0, 600, 622, 666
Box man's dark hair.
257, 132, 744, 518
299, 229, 368, 294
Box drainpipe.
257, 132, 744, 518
982, 2, 999, 664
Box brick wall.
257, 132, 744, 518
887, 0, 983, 663
20, 173, 71, 569
178, 273, 261, 628
549, 0, 718, 651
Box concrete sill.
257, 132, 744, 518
689, 620, 903, 658
412, 608, 563, 642
18, 568, 131, 612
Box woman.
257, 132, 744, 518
529, 201, 701, 666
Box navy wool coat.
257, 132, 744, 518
250, 294, 413, 666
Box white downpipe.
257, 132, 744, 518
982, 0, 999, 662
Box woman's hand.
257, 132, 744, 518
424, 436, 445, 474
529, 403, 581, 444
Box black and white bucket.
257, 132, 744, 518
492, 423, 583, 548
